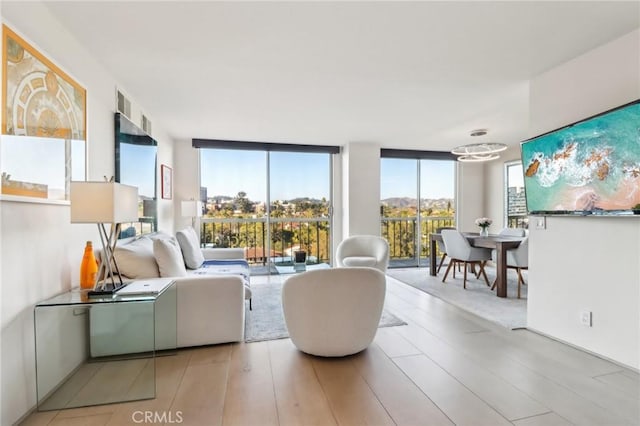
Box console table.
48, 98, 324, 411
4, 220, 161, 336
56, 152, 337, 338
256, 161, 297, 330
34, 280, 176, 411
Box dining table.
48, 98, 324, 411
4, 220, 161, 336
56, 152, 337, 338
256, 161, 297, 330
429, 232, 524, 298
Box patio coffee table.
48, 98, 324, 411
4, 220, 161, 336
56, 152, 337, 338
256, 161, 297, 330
274, 263, 330, 275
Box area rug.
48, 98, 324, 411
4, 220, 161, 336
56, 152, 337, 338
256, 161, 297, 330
245, 282, 407, 343
386, 267, 527, 330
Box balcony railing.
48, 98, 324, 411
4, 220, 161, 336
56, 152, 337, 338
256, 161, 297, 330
381, 216, 455, 265
507, 215, 529, 229
200, 217, 331, 266
200, 215, 456, 270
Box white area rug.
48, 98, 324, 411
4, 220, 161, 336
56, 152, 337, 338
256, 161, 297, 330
387, 266, 527, 329
245, 275, 406, 343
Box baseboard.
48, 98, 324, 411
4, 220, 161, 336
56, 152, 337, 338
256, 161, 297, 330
526, 326, 639, 373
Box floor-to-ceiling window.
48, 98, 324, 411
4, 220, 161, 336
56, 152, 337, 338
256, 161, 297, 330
380, 150, 456, 268
504, 160, 527, 228
269, 152, 332, 267
197, 140, 336, 274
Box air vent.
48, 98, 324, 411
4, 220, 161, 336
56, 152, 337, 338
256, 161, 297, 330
142, 114, 152, 135
116, 90, 131, 118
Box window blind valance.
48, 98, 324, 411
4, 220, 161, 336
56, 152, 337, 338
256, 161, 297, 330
380, 148, 456, 161
193, 138, 340, 154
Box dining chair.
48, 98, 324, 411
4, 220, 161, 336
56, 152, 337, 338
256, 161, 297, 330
498, 227, 526, 237
491, 236, 529, 298
435, 226, 456, 273
441, 229, 492, 289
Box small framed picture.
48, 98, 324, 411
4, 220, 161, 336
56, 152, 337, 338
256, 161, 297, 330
161, 164, 172, 199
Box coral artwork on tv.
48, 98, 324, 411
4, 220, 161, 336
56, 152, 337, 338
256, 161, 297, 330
521, 100, 640, 215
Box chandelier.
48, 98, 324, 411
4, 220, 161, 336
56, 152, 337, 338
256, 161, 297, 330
451, 129, 507, 162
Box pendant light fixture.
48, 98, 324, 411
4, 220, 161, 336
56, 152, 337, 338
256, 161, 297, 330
451, 129, 507, 162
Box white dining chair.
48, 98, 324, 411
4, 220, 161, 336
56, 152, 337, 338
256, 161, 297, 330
498, 227, 526, 237
491, 236, 529, 298
435, 226, 456, 273
441, 229, 492, 289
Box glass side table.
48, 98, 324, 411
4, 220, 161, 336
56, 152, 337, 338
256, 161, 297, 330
34, 279, 176, 411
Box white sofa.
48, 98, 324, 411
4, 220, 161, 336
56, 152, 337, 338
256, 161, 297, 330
108, 229, 249, 348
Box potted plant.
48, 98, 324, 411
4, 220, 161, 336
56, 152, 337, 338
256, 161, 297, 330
632, 204, 640, 215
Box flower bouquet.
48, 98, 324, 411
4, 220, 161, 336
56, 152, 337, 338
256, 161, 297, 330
475, 217, 492, 236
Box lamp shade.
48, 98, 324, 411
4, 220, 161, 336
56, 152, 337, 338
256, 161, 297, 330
70, 182, 139, 223
181, 200, 203, 217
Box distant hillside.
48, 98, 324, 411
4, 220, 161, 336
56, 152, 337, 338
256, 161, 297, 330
381, 197, 416, 208
289, 197, 324, 204
382, 197, 454, 210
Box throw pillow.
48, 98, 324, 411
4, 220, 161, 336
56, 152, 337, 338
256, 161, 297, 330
149, 231, 175, 242
176, 227, 205, 269
113, 236, 160, 279
153, 238, 188, 277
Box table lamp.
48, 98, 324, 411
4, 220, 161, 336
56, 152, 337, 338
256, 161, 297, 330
181, 200, 203, 228
71, 181, 139, 295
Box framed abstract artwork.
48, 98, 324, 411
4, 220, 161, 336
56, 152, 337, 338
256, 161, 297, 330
2, 24, 86, 139
161, 164, 172, 200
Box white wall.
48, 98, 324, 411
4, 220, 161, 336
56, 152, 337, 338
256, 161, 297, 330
173, 139, 200, 232
0, 2, 175, 424
456, 162, 486, 232
526, 29, 640, 368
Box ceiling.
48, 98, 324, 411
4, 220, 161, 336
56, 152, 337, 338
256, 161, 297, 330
37, 1, 640, 150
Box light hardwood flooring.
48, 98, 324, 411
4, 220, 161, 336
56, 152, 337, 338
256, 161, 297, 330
21, 276, 639, 426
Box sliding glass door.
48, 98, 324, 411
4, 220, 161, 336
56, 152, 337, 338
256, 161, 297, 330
381, 155, 456, 268
381, 158, 419, 266
269, 152, 332, 268
200, 148, 332, 274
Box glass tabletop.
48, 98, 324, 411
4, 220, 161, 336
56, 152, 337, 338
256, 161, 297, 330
36, 279, 174, 307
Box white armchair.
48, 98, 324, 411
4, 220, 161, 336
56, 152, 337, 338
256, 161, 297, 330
335, 235, 390, 272
282, 267, 386, 357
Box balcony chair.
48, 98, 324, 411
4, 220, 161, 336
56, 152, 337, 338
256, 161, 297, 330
435, 226, 456, 274
335, 235, 390, 272
492, 236, 529, 298
441, 229, 492, 288
282, 267, 386, 357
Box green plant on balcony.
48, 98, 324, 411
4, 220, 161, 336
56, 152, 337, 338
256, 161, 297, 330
632, 203, 640, 214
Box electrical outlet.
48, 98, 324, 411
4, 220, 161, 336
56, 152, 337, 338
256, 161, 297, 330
535, 217, 546, 230
580, 310, 592, 327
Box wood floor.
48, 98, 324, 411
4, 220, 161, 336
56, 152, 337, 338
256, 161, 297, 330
21, 276, 639, 426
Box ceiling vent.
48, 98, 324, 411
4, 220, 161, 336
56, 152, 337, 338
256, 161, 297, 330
116, 90, 131, 119
469, 129, 488, 137
142, 114, 152, 135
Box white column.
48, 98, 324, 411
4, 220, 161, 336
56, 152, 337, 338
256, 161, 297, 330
341, 142, 381, 239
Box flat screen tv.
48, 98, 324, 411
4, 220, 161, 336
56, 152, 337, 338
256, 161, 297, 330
521, 100, 640, 216
114, 113, 158, 235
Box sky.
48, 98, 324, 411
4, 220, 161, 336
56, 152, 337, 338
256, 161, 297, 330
200, 149, 456, 202
380, 158, 455, 200
120, 143, 156, 198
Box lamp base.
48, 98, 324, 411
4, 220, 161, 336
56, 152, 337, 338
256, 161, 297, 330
87, 282, 128, 297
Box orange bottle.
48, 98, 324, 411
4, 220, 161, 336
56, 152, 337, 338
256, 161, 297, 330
80, 241, 98, 289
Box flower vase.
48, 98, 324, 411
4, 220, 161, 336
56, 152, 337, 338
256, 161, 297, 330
479, 226, 489, 237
